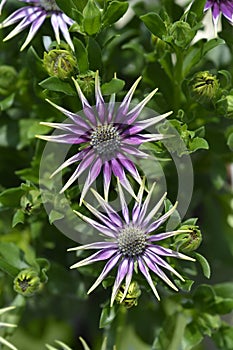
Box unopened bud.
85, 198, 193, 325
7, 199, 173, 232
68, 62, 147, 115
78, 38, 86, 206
168, 21, 194, 48
115, 281, 141, 308
175, 225, 202, 253
76, 71, 96, 96
191, 71, 219, 101
43, 49, 77, 79
13, 269, 41, 297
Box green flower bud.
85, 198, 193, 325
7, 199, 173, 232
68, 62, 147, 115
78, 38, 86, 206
190, 71, 220, 102
115, 281, 141, 308
168, 21, 194, 48
0, 65, 17, 95
43, 49, 77, 80
13, 269, 41, 297
175, 225, 202, 253
76, 71, 96, 97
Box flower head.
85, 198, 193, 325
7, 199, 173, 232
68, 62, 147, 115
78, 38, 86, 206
13, 268, 41, 296
0, 0, 74, 51
68, 180, 195, 306
204, 0, 233, 27
37, 72, 172, 203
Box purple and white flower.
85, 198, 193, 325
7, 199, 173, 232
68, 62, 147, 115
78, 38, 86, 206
37, 72, 172, 203
0, 0, 74, 51
68, 180, 195, 306
204, 0, 233, 26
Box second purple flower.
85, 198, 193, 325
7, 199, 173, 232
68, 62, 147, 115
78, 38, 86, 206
37, 72, 172, 203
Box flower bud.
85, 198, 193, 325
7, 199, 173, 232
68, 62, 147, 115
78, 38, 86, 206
75, 71, 96, 97
43, 49, 77, 79
13, 269, 41, 296
168, 21, 194, 48
190, 71, 220, 102
175, 225, 202, 253
0, 65, 17, 95
115, 281, 141, 308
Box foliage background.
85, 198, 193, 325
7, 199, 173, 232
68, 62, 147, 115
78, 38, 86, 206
0, 0, 233, 349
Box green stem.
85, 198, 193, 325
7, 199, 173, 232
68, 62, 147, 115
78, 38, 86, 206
167, 312, 188, 350
173, 50, 184, 112
115, 306, 127, 349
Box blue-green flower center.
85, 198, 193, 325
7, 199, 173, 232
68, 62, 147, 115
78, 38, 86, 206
117, 224, 147, 257
90, 124, 120, 156
40, 0, 60, 11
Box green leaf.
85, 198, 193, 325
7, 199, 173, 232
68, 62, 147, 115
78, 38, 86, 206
0, 258, 20, 277
189, 137, 209, 152
87, 37, 102, 70
99, 305, 116, 328
73, 38, 89, 73
12, 209, 25, 227
55, 0, 84, 18
0, 243, 29, 276
186, 0, 206, 23
140, 13, 166, 39
0, 187, 24, 207
194, 252, 211, 278
83, 0, 102, 35
39, 77, 75, 95
213, 325, 233, 350
103, 1, 129, 27
227, 133, 233, 151
0, 93, 15, 111
182, 322, 204, 350
101, 77, 125, 95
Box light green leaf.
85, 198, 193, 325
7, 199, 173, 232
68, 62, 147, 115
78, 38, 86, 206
194, 252, 211, 278
12, 209, 25, 227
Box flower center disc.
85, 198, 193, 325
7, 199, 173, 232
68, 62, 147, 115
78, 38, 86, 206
90, 124, 120, 157
117, 224, 147, 257
40, 0, 60, 11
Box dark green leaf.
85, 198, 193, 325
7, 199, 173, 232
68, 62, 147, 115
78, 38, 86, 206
140, 13, 166, 39
39, 77, 75, 95
87, 37, 102, 70
186, 0, 206, 23
101, 77, 125, 95
103, 1, 129, 27
73, 38, 89, 73
99, 305, 116, 328
0, 187, 24, 207
83, 0, 102, 35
